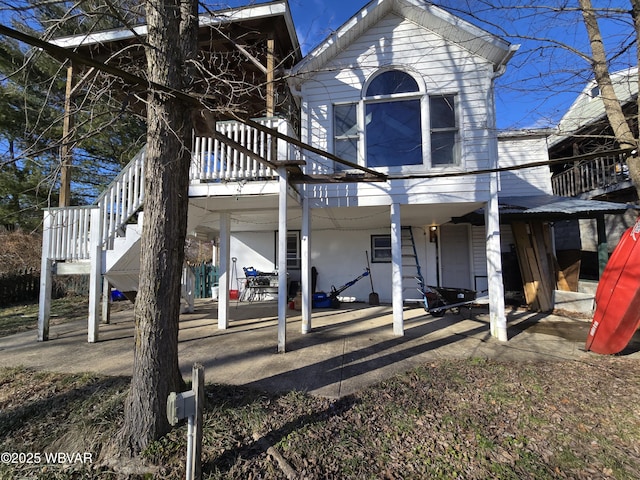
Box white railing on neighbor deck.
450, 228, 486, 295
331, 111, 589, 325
190, 117, 299, 181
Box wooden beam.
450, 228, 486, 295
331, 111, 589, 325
512, 222, 540, 310
511, 221, 554, 312
289, 173, 386, 184
232, 114, 387, 180
531, 222, 554, 310
59, 63, 74, 207
266, 34, 275, 117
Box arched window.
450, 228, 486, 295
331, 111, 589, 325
332, 69, 459, 170
366, 70, 419, 96
364, 70, 422, 167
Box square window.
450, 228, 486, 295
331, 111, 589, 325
431, 131, 457, 166
366, 99, 422, 167
430, 96, 456, 129
371, 235, 392, 263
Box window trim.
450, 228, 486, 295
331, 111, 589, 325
274, 230, 301, 270
427, 93, 461, 168
371, 234, 392, 263
333, 102, 360, 171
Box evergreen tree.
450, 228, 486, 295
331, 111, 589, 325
0, 0, 146, 229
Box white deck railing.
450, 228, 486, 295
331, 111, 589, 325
42, 118, 298, 262
190, 117, 299, 181
96, 147, 146, 250
42, 206, 94, 261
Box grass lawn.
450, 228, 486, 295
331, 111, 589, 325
0, 296, 91, 338
1, 301, 639, 479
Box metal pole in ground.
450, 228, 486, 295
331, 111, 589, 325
167, 364, 204, 480
192, 364, 204, 480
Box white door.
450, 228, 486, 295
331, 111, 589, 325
439, 224, 472, 289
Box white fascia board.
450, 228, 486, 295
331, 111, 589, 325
51, 0, 299, 53
292, 0, 514, 78
51, 25, 148, 48
291, 0, 389, 77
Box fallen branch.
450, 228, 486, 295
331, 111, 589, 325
252, 432, 297, 479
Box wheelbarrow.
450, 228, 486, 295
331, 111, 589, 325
423, 285, 477, 317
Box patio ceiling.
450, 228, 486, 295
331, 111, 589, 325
187, 195, 483, 237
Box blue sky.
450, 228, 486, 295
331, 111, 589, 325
1, 0, 634, 130
225, 0, 635, 130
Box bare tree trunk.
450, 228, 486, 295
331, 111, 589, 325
118, 0, 198, 455
580, 0, 640, 197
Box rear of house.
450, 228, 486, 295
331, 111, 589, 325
40, 0, 585, 350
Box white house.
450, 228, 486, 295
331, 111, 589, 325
41, 0, 617, 352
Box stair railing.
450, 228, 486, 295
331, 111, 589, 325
96, 147, 146, 250
41, 206, 95, 261
43, 117, 298, 261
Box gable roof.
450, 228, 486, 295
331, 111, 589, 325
290, 0, 517, 79
549, 66, 638, 148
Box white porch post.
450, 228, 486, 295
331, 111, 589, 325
277, 167, 288, 352
101, 279, 111, 324
218, 212, 231, 329
38, 210, 53, 341
88, 208, 103, 343
486, 174, 507, 341
390, 202, 404, 336
301, 192, 311, 334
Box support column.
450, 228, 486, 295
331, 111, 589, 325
218, 212, 231, 329
301, 192, 312, 334
390, 203, 404, 336
266, 34, 275, 117
38, 210, 53, 341
88, 208, 103, 343
277, 167, 288, 352
485, 174, 507, 342
59, 63, 75, 207
596, 214, 608, 277
102, 279, 111, 324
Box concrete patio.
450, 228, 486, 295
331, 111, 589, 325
1, 299, 638, 398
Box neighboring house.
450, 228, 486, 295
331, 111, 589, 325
548, 67, 639, 281
37, 0, 628, 351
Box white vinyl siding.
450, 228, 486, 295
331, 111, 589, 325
301, 14, 497, 204
498, 136, 553, 196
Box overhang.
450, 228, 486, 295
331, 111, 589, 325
452, 195, 634, 225
51, 0, 301, 63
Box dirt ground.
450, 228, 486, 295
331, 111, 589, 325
1, 355, 639, 479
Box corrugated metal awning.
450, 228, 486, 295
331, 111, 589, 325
452, 195, 635, 225
500, 195, 632, 216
